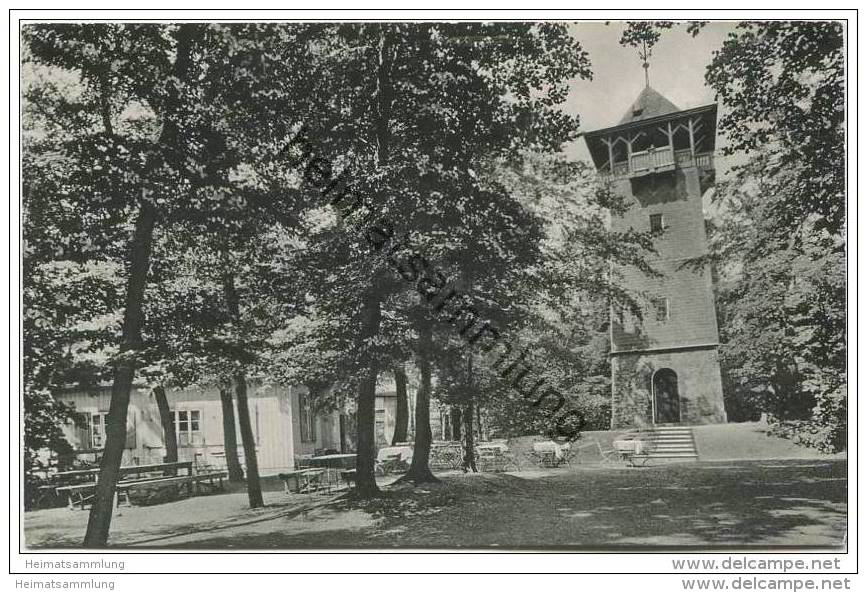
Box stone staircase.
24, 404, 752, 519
632, 425, 699, 461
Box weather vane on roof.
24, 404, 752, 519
619, 22, 670, 89
639, 38, 651, 88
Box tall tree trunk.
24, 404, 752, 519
451, 406, 462, 441
222, 271, 264, 507
352, 24, 394, 497
83, 24, 198, 548
355, 293, 382, 497
373, 24, 393, 167
463, 399, 477, 472
391, 364, 409, 445
152, 386, 177, 475
409, 390, 415, 436
462, 353, 478, 472
83, 202, 156, 547
234, 375, 264, 507
219, 388, 244, 482
402, 323, 437, 483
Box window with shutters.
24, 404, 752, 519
652, 297, 670, 322
68, 412, 91, 450
650, 213, 665, 233
89, 413, 107, 449
173, 410, 203, 447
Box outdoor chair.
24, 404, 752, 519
477, 448, 496, 471
430, 443, 463, 470
299, 469, 324, 494
555, 445, 580, 467
375, 454, 404, 476
595, 440, 621, 465
614, 436, 654, 467
540, 450, 559, 468
524, 449, 557, 468
319, 468, 342, 493
478, 449, 515, 473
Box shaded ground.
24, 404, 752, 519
25, 459, 846, 550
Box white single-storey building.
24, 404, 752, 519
60, 381, 344, 474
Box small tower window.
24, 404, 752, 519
652, 297, 670, 322
632, 107, 643, 117
650, 213, 665, 233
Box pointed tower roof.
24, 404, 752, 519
618, 86, 680, 125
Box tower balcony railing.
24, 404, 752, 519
631, 146, 675, 174
600, 149, 714, 182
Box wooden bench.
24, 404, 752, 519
55, 471, 227, 510
33, 484, 61, 508
56, 481, 133, 510
54, 461, 193, 483
193, 471, 227, 493
279, 468, 326, 494
122, 471, 228, 497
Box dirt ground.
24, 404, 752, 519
24, 458, 846, 550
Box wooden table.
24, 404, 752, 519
307, 454, 356, 469
52, 461, 195, 508
612, 439, 650, 466
54, 461, 194, 483
532, 441, 571, 457
376, 445, 413, 464
531, 441, 572, 468
55, 469, 225, 510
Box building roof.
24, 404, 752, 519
618, 86, 680, 125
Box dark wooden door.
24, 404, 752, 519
653, 368, 681, 424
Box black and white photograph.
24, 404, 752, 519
12, 9, 853, 578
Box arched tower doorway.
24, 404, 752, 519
653, 368, 680, 424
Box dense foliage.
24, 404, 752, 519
23, 23, 650, 514
702, 21, 846, 452
21, 20, 848, 548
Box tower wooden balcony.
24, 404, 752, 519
584, 88, 718, 184
603, 147, 714, 182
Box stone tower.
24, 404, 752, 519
584, 86, 727, 428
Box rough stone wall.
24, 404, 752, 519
610, 347, 727, 429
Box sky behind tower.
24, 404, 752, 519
563, 21, 740, 172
